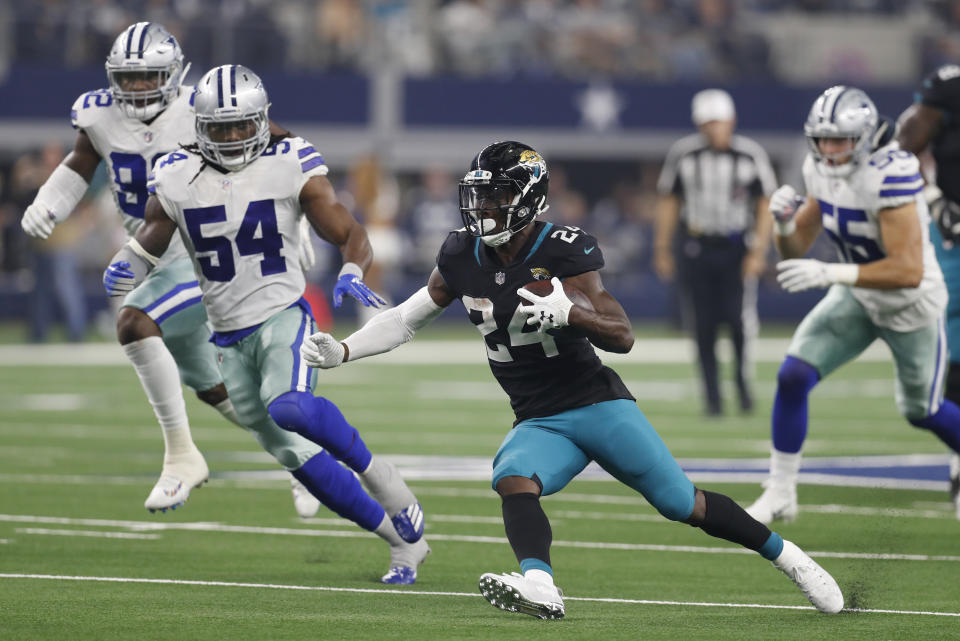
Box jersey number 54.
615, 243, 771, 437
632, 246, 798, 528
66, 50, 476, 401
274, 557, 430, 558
183, 200, 287, 281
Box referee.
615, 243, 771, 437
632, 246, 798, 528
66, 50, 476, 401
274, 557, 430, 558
654, 89, 776, 416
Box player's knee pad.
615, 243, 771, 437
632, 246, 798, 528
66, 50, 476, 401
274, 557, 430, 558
268, 391, 370, 471
776, 356, 819, 396
645, 482, 696, 522
907, 402, 948, 430
267, 391, 314, 432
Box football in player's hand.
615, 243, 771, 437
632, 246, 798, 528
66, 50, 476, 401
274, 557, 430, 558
522, 279, 594, 311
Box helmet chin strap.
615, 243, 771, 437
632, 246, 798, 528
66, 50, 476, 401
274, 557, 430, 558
481, 230, 513, 247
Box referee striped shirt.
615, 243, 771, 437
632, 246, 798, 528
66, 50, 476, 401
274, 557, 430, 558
657, 134, 777, 236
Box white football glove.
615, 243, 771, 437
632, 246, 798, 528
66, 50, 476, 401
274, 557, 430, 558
21, 202, 58, 239
298, 216, 316, 271
516, 277, 573, 332
777, 259, 859, 293
301, 331, 345, 369
770, 185, 803, 236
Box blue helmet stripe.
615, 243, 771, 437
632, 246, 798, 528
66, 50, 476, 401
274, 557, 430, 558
229, 65, 237, 106
124, 24, 137, 57
216, 67, 224, 108
829, 86, 850, 124
136, 22, 151, 58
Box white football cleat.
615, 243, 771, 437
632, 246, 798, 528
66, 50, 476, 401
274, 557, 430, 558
144, 447, 209, 513
950, 454, 960, 520
773, 540, 843, 614
381, 536, 430, 585
290, 476, 320, 519
479, 571, 564, 620
745, 481, 798, 525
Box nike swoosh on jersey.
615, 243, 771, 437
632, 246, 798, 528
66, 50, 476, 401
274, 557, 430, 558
584, 246, 595, 254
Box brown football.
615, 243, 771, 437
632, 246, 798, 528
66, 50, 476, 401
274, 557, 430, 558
522, 279, 594, 311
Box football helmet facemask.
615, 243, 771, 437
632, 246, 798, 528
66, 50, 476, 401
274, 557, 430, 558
804, 85, 879, 177
105, 22, 185, 121
193, 64, 271, 171
459, 141, 549, 247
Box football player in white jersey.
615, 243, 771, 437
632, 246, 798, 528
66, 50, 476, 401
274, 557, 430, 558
20, 22, 321, 517
102, 64, 429, 584
746, 86, 960, 524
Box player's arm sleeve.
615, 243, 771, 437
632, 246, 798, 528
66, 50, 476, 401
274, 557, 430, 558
30, 163, 89, 224
342, 287, 445, 361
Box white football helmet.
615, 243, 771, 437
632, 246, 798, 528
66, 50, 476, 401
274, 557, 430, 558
193, 64, 271, 170
105, 22, 185, 121
804, 85, 879, 177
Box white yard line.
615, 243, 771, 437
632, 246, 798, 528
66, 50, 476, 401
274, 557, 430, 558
1, 514, 958, 562
0, 338, 894, 366
0, 463, 952, 493
0, 573, 955, 617
15, 528, 161, 540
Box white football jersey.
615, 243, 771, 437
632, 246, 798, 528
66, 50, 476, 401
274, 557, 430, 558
148, 136, 328, 331
71, 86, 195, 264
802, 143, 946, 331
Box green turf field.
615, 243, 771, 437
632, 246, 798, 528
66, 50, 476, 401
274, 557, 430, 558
1, 334, 958, 640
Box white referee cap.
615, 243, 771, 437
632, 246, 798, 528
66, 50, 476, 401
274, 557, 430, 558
692, 89, 736, 125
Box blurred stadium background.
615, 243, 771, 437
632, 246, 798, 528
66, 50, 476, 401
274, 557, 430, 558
4, 3, 960, 638
2, 0, 959, 337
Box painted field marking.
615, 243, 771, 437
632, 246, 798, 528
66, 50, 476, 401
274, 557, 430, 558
0, 573, 956, 617
0, 338, 893, 367
15, 528, 161, 540
2, 514, 958, 562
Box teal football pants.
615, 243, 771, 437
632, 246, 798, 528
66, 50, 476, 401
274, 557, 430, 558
931, 222, 960, 358
492, 399, 696, 521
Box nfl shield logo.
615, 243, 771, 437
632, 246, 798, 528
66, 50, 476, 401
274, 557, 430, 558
144, 131, 153, 143
495, 272, 506, 286
222, 179, 231, 189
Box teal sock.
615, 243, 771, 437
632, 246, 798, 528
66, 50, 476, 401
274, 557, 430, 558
759, 532, 784, 560
519, 558, 553, 575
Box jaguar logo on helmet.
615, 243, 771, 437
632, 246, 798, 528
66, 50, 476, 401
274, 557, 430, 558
530, 267, 551, 280
518, 150, 546, 180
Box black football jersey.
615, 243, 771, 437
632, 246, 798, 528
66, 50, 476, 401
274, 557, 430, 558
920, 65, 960, 204
436, 220, 635, 423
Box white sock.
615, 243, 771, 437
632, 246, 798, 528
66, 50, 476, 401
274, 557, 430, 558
769, 448, 802, 489
524, 568, 554, 586
373, 514, 404, 546
360, 456, 417, 516
213, 397, 244, 427
122, 336, 194, 457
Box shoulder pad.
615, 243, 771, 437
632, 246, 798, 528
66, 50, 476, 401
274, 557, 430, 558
933, 64, 960, 85
542, 224, 597, 250
538, 223, 604, 275
438, 229, 472, 258
70, 89, 115, 130
148, 149, 201, 203
288, 136, 328, 175
863, 146, 923, 209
